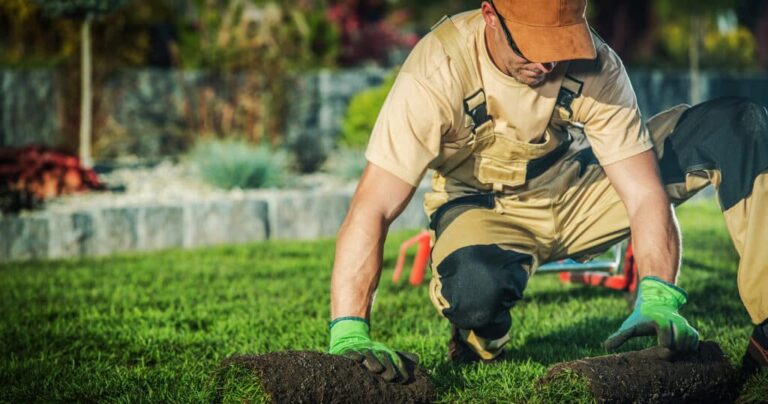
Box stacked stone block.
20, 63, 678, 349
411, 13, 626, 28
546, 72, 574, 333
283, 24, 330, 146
0, 185, 428, 263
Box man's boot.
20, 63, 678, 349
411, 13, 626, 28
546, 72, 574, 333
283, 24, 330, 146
742, 320, 768, 376
447, 326, 507, 364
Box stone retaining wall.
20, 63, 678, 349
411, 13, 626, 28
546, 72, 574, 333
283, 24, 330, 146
0, 69, 62, 147
0, 184, 429, 263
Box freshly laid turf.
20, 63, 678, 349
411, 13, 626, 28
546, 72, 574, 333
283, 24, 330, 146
1, 197, 766, 402
539, 341, 739, 402
215, 351, 436, 403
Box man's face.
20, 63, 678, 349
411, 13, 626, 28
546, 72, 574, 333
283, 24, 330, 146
481, 1, 557, 87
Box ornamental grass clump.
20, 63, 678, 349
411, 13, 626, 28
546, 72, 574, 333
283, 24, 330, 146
189, 139, 289, 190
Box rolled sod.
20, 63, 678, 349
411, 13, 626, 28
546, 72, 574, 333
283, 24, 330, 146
537, 341, 740, 403
213, 351, 437, 403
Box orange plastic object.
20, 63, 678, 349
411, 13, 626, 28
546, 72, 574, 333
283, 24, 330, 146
558, 243, 638, 292
392, 230, 432, 286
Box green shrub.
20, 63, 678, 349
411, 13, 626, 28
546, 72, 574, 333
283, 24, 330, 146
340, 70, 397, 150
188, 139, 290, 190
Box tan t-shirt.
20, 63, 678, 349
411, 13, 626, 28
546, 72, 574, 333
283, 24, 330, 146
365, 10, 652, 187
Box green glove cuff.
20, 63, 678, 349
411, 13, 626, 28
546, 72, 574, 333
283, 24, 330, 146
639, 276, 688, 308
328, 318, 414, 383
329, 316, 369, 331
329, 317, 371, 354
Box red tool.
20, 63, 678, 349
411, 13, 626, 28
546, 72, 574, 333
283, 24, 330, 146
393, 229, 638, 295
558, 243, 638, 293
392, 230, 431, 286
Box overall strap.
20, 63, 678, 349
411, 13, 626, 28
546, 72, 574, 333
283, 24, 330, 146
431, 16, 489, 174
431, 15, 581, 179
557, 74, 583, 118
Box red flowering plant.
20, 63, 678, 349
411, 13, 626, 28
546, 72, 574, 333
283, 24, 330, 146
0, 146, 104, 214
327, 0, 418, 66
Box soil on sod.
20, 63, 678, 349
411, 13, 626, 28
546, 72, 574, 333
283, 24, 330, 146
214, 351, 437, 403
538, 341, 740, 403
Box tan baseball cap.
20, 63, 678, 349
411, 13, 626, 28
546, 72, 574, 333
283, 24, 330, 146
493, 0, 596, 63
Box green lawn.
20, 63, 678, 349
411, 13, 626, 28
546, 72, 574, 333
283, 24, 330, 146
1, 198, 766, 402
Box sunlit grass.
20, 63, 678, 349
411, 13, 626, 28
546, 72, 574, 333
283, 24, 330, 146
1, 197, 764, 402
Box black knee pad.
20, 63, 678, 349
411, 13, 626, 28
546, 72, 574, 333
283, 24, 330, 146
436, 244, 530, 338
668, 97, 768, 210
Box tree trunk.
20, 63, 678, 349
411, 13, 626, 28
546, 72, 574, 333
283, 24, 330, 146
79, 15, 93, 168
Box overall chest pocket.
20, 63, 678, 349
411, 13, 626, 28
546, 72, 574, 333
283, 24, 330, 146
473, 125, 561, 190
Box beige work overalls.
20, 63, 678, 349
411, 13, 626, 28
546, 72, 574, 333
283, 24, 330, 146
424, 16, 768, 360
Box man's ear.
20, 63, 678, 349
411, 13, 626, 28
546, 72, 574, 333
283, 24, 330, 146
480, 2, 498, 28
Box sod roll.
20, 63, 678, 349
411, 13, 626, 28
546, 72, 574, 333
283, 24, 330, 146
538, 341, 740, 403
214, 351, 437, 403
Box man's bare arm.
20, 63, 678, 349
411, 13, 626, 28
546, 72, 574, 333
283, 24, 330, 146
602, 149, 681, 283
331, 162, 417, 319
602, 149, 699, 353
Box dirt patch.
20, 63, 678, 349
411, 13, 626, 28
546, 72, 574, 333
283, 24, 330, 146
538, 341, 740, 403
213, 351, 437, 403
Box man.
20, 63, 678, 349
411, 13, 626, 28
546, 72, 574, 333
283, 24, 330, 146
327, 0, 768, 383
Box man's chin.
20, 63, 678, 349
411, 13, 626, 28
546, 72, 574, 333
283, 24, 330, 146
525, 76, 546, 87
511, 70, 546, 87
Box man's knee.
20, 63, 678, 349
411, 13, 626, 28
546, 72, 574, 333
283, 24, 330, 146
435, 244, 530, 332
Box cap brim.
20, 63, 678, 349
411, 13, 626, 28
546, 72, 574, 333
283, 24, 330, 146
504, 19, 596, 63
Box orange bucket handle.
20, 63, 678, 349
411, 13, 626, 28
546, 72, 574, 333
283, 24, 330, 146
392, 230, 431, 285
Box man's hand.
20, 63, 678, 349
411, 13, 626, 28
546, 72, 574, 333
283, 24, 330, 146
605, 276, 699, 353
329, 317, 417, 383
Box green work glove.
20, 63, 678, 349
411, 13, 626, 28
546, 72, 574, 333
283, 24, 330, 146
604, 276, 700, 353
329, 317, 417, 383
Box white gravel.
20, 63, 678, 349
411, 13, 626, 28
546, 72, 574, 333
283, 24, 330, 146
43, 160, 357, 212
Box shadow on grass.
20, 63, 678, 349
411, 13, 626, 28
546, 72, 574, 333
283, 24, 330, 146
507, 316, 622, 366
684, 283, 750, 325
429, 361, 471, 395
682, 257, 732, 273
524, 283, 623, 305
426, 316, 625, 384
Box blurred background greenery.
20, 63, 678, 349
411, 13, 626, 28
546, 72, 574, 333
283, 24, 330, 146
3, 0, 763, 70
0, 0, 766, 190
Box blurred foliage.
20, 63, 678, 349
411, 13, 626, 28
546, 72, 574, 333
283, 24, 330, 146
0, 0, 342, 165
703, 26, 757, 69
654, 0, 758, 70
386, 0, 478, 33
0, 0, 164, 68
0, 0, 78, 67
0, 0, 177, 158
188, 138, 291, 189
327, 1, 418, 66
661, 21, 757, 70
324, 147, 367, 180
340, 69, 396, 150
1, 0, 764, 168
654, 0, 737, 18
0, 0, 762, 71
30, 0, 131, 19
174, 0, 341, 148
177, 0, 339, 70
